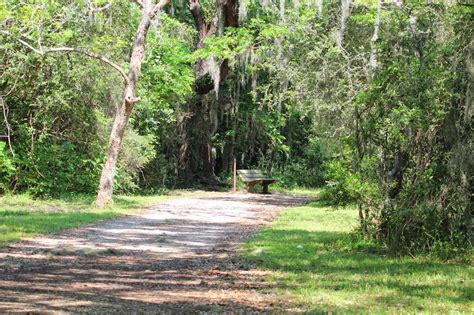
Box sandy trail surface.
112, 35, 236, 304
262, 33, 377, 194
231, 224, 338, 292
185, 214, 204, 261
0, 192, 310, 313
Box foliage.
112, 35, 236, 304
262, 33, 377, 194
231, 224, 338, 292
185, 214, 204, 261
274, 138, 326, 188
133, 14, 196, 189
115, 129, 155, 192
0, 142, 15, 193
0, 0, 472, 257
1, 0, 135, 196
0, 1, 194, 195
350, 3, 473, 256
322, 159, 357, 206
225, 0, 473, 257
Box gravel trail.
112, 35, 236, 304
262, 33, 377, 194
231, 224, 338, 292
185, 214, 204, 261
0, 192, 310, 314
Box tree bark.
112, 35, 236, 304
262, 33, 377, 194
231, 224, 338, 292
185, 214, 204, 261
279, 0, 285, 21
96, 0, 170, 207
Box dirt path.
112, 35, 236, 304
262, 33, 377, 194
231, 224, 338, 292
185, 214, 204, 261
0, 192, 310, 313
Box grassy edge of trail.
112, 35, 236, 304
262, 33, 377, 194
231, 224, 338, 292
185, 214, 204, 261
242, 191, 473, 313
0, 193, 183, 246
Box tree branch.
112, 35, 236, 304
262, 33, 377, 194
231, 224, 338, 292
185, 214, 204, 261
150, 0, 172, 18
190, 0, 206, 34
131, 0, 144, 9
0, 30, 43, 54
86, 0, 112, 12
0, 30, 129, 84
45, 47, 128, 83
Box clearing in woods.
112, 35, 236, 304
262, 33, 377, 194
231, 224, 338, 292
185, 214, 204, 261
0, 192, 310, 313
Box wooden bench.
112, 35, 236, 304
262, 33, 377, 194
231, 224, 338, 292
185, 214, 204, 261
237, 169, 277, 194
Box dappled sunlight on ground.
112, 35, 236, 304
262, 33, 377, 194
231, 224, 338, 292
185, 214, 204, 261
0, 192, 311, 313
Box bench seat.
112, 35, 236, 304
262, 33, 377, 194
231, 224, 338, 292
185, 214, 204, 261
237, 169, 277, 194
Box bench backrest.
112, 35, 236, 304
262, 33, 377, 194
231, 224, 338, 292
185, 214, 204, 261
237, 169, 267, 182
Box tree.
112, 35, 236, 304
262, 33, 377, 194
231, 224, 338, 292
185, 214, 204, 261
1, 0, 171, 206
96, 0, 171, 207
177, 0, 238, 184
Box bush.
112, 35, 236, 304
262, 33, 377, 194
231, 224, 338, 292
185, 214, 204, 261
321, 159, 357, 206
274, 138, 326, 188
13, 137, 104, 196
0, 142, 15, 193
115, 129, 155, 193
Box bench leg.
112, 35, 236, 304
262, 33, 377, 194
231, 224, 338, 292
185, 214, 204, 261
247, 182, 256, 193
262, 183, 269, 194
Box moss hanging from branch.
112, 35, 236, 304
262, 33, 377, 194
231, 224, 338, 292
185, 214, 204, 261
238, 0, 248, 23
208, 56, 221, 97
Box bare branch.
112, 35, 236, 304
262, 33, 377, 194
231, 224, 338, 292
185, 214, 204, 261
45, 47, 129, 84
95, 3, 112, 12
131, 0, 144, 9
0, 30, 43, 54
150, 0, 172, 18
0, 30, 129, 84
86, 0, 112, 12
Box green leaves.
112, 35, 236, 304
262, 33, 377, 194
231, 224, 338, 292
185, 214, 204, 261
0, 142, 15, 193
137, 15, 195, 132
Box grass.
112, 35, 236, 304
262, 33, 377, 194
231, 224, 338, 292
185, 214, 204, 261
243, 198, 474, 313
0, 193, 176, 246
272, 185, 323, 197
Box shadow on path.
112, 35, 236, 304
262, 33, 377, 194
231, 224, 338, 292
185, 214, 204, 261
0, 192, 311, 313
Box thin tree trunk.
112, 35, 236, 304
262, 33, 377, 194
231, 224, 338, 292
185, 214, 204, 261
96, 0, 169, 207
316, 0, 323, 19
369, 0, 382, 72
337, 0, 351, 49
463, 40, 473, 244
0, 95, 14, 156
279, 0, 285, 21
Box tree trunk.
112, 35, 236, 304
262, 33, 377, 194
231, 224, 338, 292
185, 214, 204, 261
96, 98, 134, 207
337, 0, 352, 49
462, 40, 473, 244
178, 0, 237, 185
279, 0, 285, 21
0, 94, 14, 156
96, 1, 167, 207
369, 0, 382, 72
316, 0, 323, 19
179, 95, 217, 182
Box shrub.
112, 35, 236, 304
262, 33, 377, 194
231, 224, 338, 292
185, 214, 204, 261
0, 142, 15, 193
274, 138, 326, 188
321, 159, 357, 206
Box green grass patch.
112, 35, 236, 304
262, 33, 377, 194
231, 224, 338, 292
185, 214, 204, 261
0, 193, 175, 246
243, 200, 474, 313
272, 186, 322, 197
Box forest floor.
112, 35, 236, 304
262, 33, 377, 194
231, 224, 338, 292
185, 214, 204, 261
0, 192, 311, 313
